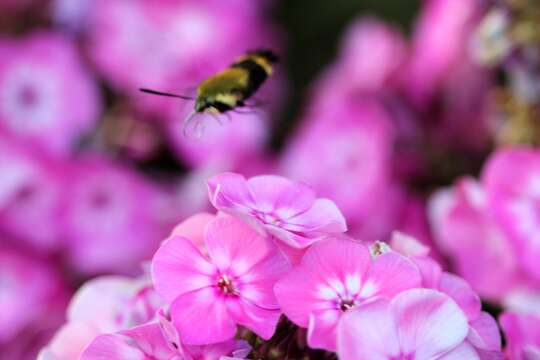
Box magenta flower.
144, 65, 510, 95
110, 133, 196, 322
152, 215, 290, 345
39, 275, 162, 360
0, 133, 64, 252
389, 232, 503, 358
404, 0, 483, 106
208, 173, 347, 249
274, 237, 421, 351
500, 311, 540, 359
483, 148, 540, 283
62, 158, 171, 274
280, 96, 394, 237
429, 177, 525, 301
0, 32, 100, 156
0, 246, 69, 359
80, 314, 250, 360
337, 288, 471, 360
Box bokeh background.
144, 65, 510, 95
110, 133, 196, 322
1, 0, 540, 358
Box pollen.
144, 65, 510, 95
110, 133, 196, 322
217, 274, 237, 295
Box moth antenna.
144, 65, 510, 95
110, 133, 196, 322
182, 110, 199, 137
224, 112, 233, 123
139, 88, 195, 101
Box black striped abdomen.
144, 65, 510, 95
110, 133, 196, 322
231, 59, 269, 100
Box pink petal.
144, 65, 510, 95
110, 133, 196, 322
274, 267, 325, 327
307, 310, 341, 351
120, 323, 180, 358
414, 257, 443, 288
226, 297, 281, 340
80, 334, 145, 360
438, 272, 481, 321
286, 198, 347, 233
207, 173, 254, 210
265, 223, 316, 248
247, 175, 314, 216
151, 235, 216, 303
168, 212, 216, 253
394, 289, 469, 359
365, 251, 422, 299
275, 238, 371, 327
66, 276, 140, 331
467, 312, 502, 352
170, 287, 237, 345
337, 299, 400, 360
390, 231, 430, 257
42, 322, 100, 360
204, 216, 275, 276
272, 238, 306, 265
437, 341, 479, 360
238, 248, 290, 310
301, 237, 371, 284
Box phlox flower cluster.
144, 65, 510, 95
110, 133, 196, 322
40, 173, 503, 359
2, 0, 540, 358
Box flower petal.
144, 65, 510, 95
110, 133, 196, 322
274, 267, 326, 327
286, 198, 347, 233
437, 341, 480, 360
438, 272, 481, 321
207, 173, 254, 211
151, 235, 216, 303
239, 247, 290, 310
204, 216, 274, 276
365, 251, 422, 299
393, 289, 469, 359
337, 299, 400, 360
467, 312, 502, 352
170, 287, 237, 345
80, 334, 145, 360
247, 175, 298, 213
227, 297, 281, 340
168, 212, 216, 253
307, 310, 341, 351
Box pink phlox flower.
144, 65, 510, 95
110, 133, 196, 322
390, 232, 503, 357
152, 215, 290, 345
274, 237, 422, 351
38, 275, 162, 360
429, 177, 524, 301
482, 148, 540, 283
207, 172, 347, 249
337, 288, 471, 360
0, 32, 100, 156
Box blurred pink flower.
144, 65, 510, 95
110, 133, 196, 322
483, 147, 540, 283
62, 158, 170, 274
403, 0, 484, 106
207, 173, 347, 249
80, 312, 250, 360
0, 133, 65, 252
151, 216, 289, 345
281, 97, 394, 230
39, 275, 161, 360
0, 246, 69, 359
337, 288, 471, 360
0, 32, 101, 156
313, 17, 407, 98
274, 237, 421, 351
429, 177, 527, 301
500, 311, 540, 359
